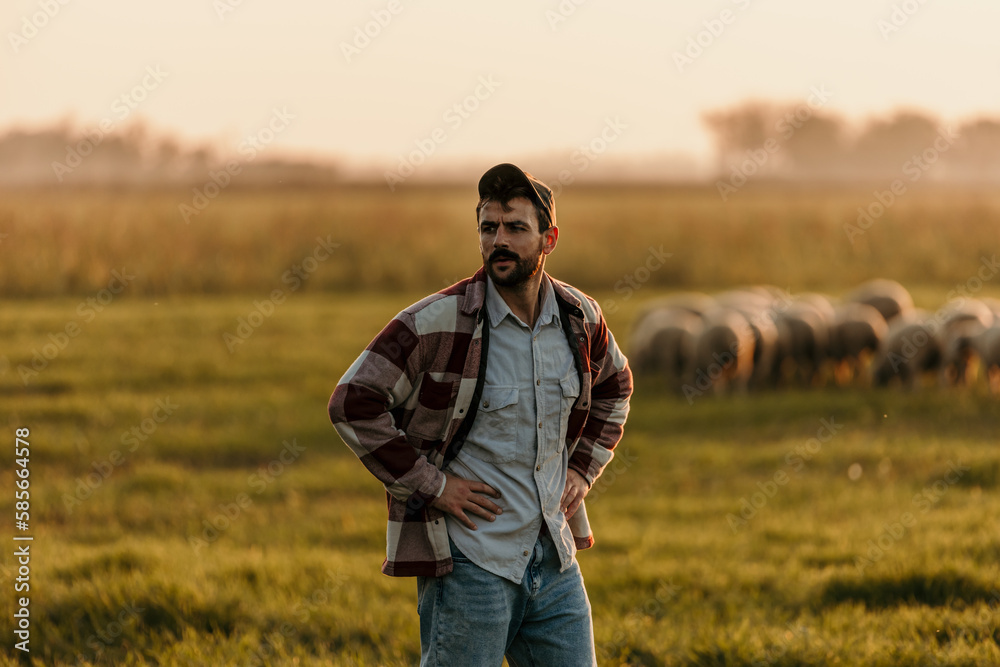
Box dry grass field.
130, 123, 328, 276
1, 183, 999, 298
1, 184, 999, 665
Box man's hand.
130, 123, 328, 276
430, 473, 503, 530
561, 469, 589, 519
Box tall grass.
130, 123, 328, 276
2, 184, 999, 297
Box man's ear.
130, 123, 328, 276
542, 225, 559, 255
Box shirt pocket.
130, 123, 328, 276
558, 372, 581, 451
464, 385, 519, 464
408, 376, 460, 442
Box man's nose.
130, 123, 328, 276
493, 225, 509, 248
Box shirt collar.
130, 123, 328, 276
485, 273, 560, 331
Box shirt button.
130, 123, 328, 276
536, 465, 541, 471
483, 401, 490, 408
523, 550, 529, 556
536, 379, 541, 386
538, 422, 543, 429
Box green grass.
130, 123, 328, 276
2, 289, 1000, 666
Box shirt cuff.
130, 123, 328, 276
435, 475, 448, 498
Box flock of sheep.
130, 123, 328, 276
628, 279, 1000, 399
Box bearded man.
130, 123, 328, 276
328, 163, 632, 666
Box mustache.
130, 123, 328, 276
489, 250, 519, 262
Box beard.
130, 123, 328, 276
485, 244, 544, 288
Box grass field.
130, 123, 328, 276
1, 183, 999, 297
2, 186, 1000, 665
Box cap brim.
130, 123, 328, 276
478, 162, 554, 221
478, 163, 537, 199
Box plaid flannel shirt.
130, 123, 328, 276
327, 268, 632, 577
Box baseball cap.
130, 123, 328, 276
478, 163, 556, 229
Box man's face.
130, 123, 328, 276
478, 197, 556, 288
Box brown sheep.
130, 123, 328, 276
974, 326, 1000, 393
871, 313, 943, 388
684, 306, 756, 400
844, 279, 914, 323
628, 306, 703, 392
934, 299, 995, 386
828, 303, 889, 385
714, 290, 780, 389
770, 303, 829, 386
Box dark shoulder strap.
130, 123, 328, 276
558, 300, 585, 389
443, 303, 490, 467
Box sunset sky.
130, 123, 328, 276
3, 0, 997, 170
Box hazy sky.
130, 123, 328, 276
4, 0, 998, 169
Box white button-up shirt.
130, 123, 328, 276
444, 274, 580, 583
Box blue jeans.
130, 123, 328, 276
416, 533, 597, 666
